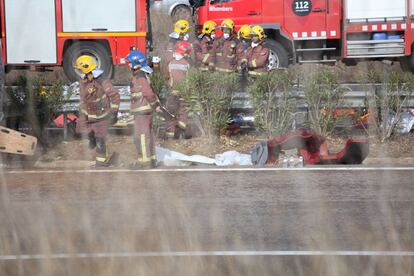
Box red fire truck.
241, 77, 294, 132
0, 0, 151, 81
195, 0, 414, 70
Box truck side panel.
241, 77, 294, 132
346, 0, 407, 20
61, 0, 136, 32
5, 0, 57, 64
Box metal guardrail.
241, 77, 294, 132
61, 83, 414, 112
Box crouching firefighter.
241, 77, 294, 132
165, 41, 192, 139
75, 55, 120, 167
125, 50, 162, 169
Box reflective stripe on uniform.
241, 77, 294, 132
169, 63, 189, 71
252, 59, 257, 68
202, 54, 210, 63
140, 134, 150, 162
131, 92, 143, 98
131, 105, 152, 113
81, 109, 89, 116
248, 71, 266, 76
96, 156, 107, 162
216, 67, 234, 73
138, 155, 156, 162
227, 54, 235, 58
111, 104, 119, 109
166, 132, 175, 137
199, 67, 209, 71
178, 121, 187, 129
216, 53, 223, 56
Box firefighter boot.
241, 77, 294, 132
88, 131, 96, 149
95, 137, 109, 167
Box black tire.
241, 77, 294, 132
264, 39, 289, 70
172, 5, 192, 22
63, 41, 113, 82
400, 56, 413, 72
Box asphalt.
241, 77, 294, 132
0, 167, 413, 275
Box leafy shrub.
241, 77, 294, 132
247, 69, 297, 137
179, 70, 239, 137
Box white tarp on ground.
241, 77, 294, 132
156, 147, 252, 167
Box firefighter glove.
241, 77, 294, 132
110, 112, 118, 125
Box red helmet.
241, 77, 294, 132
174, 41, 192, 56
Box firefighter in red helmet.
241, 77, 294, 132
165, 41, 192, 139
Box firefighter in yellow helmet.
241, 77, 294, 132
236, 25, 252, 71
215, 18, 238, 73
244, 25, 270, 76
164, 19, 191, 75
75, 55, 121, 167
193, 20, 217, 71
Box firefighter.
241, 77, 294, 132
165, 41, 192, 139
164, 19, 191, 66
236, 25, 252, 71
75, 55, 120, 167
193, 20, 217, 71
215, 19, 238, 73
125, 50, 161, 169
244, 25, 270, 76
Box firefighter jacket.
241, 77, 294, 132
215, 35, 238, 72
79, 78, 120, 122
246, 42, 270, 76
236, 39, 251, 68
193, 35, 216, 70
168, 57, 190, 89
164, 38, 180, 68
130, 71, 160, 115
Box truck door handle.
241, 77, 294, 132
312, 8, 325, 13
91, 28, 108, 32
248, 11, 259, 16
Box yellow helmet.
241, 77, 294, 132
220, 19, 235, 32
202, 20, 217, 35
238, 25, 252, 39
251, 25, 266, 40
174, 19, 190, 34
75, 55, 97, 74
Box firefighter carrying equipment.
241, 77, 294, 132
75, 55, 97, 74
125, 50, 153, 74
174, 19, 190, 34
238, 25, 252, 40
220, 19, 235, 32
202, 20, 217, 35
250, 25, 266, 40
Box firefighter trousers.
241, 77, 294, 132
133, 114, 156, 164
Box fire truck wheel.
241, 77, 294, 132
264, 40, 289, 69
63, 42, 113, 82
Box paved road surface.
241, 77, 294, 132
0, 167, 413, 275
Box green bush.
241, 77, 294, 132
303, 67, 345, 137
179, 70, 239, 137
247, 69, 297, 137
5, 75, 65, 144
359, 69, 414, 142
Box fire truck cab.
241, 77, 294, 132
0, 0, 150, 81
196, 0, 414, 71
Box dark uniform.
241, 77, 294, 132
193, 35, 217, 71
215, 34, 238, 73
246, 42, 270, 76
166, 56, 190, 138
130, 71, 160, 166
78, 78, 120, 165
